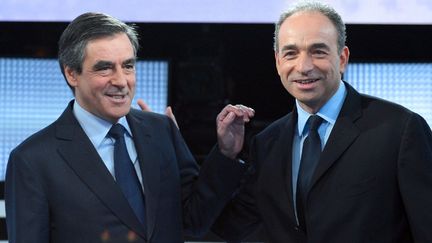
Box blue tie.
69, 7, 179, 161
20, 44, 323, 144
108, 124, 146, 227
296, 115, 323, 230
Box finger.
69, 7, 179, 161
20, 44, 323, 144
234, 104, 255, 122
221, 112, 236, 127
244, 106, 255, 118
235, 104, 254, 115
222, 105, 246, 120
165, 106, 179, 129
137, 99, 152, 112
217, 111, 237, 130
217, 104, 253, 125
217, 104, 236, 122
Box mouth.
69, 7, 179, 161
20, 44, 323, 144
106, 94, 126, 99
294, 78, 319, 84
105, 93, 129, 102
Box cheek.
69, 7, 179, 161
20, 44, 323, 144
278, 61, 295, 76
127, 75, 136, 87
91, 78, 111, 91
331, 62, 343, 79
315, 61, 337, 77
280, 78, 294, 94
84, 75, 106, 87
129, 79, 136, 88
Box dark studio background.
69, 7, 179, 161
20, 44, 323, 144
0, 22, 431, 242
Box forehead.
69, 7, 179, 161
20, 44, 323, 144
83, 33, 134, 61
279, 11, 338, 46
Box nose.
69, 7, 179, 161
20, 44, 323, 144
295, 53, 314, 75
111, 68, 128, 87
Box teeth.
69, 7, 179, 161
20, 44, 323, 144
107, 95, 124, 99
298, 79, 316, 84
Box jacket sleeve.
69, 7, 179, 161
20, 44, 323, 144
398, 113, 432, 242
210, 137, 262, 242
5, 149, 50, 243
166, 117, 249, 238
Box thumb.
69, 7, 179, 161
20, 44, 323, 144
137, 99, 152, 112
166, 106, 179, 129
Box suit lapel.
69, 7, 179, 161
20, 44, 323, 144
260, 111, 298, 224
127, 112, 161, 240
309, 83, 362, 191
280, 112, 299, 224
55, 102, 147, 239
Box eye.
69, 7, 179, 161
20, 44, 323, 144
95, 66, 112, 76
123, 63, 135, 74
312, 49, 328, 58
93, 62, 114, 76
283, 50, 297, 60
124, 64, 135, 70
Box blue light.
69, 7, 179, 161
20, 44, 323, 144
0, 58, 169, 180
345, 63, 432, 128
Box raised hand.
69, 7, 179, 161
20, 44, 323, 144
137, 99, 152, 112
137, 99, 179, 129
216, 104, 255, 159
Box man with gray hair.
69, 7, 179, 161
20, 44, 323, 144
5, 12, 255, 243
212, 1, 432, 242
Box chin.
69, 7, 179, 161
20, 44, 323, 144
107, 109, 130, 121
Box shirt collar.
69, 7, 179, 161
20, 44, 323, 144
72, 100, 133, 148
296, 80, 347, 136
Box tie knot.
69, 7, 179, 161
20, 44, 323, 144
307, 115, 323, 132
108, 124, 127, 140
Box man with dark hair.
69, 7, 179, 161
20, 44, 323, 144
5, 12, 254, 243
212, 1, 432, 242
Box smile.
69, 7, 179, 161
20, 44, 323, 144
105, 93, 129, 102
295, 79, 319, 84
107, 95, 126, 99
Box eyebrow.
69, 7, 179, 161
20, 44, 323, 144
310, 43, 331, 51
280, 44, 298, 52
123, 58, 136, 66
92, 58, 136, 70
280, 42, 331, 52
93, 60, 113, 70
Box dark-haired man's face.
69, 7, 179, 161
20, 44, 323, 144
275, 11, 349, 114
65, 33, 136, 123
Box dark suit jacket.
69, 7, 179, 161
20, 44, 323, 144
5, 100, 246, 243
213, 82, 432, 243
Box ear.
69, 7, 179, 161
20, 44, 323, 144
275, 51, 281, 76
64, 66, 78, 87
339, 46, 350, 74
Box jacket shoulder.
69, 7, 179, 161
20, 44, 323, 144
255, 113, 293, 140
359, 94, 417, 123
128, 108, 171, 125
12, 122, 57, 155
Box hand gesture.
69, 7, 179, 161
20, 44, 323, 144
137, 99, 179, 129
216, 104, 255, 159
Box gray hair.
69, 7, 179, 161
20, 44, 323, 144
58, 12, 139, 93
273, 1, 346, 54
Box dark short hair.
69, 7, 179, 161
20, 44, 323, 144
273, 1, 346, 54
58, 12, 139, 93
